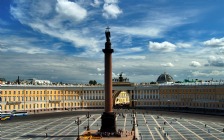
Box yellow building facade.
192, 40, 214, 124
0, 86, 81, 113
159, 85, 224, 111
0, 84, 224, 114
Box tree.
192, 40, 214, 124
150, 81, 157, 84
89, 80, 97, 85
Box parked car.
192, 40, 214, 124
11, 110, 28, 116
0, 113, 12, 121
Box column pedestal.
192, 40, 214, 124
100, 112, 116, 132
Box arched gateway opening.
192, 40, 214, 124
113, 91, 130, 109
112, 73, 134, 109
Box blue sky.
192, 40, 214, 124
1, 0, 224, 83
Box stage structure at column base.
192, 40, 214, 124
79, 130, 134, 140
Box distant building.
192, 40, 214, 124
27, 78, 51, 85
0, 73, 224, 114
157, 72, 174, 84
0, 78, 6, 84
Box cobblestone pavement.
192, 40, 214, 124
1, 112, 224, 140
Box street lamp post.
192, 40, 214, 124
168, 100, 170, 111
86, 111, 91, 131
45, 127, 48, 137
204, 102, 206, 113
34, 103, 35, 114
132, 110, 136, 140
139, 133, 142, 140
75, 117, 82, 140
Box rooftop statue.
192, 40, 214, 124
119, 72, 123, 82
105, 27, 110, 42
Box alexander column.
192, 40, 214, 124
100, 27, 116, 132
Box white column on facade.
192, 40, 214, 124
87, 91, 89, 100
133, 90, 135, 99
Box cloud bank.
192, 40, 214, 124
149, 41, 176, 52
103, 0, 122, 19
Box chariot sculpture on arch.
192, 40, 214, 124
119, 72, 124, 82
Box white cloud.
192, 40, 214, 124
116, 47, 143, 54
5, 0, 221, 83
207, 56, 224, 67
104, 0, 118, 3
203, 37, 224, 47
0, 52, 106, 83
97, 68, 104, 72
176, 42, 192, 48
10, 0, 100, 56
219, 47, 224, 54
116, 55, 146, 60
56, 0, 87, 21
112, 10, 197, 38
192, 70, 224, 77
7, 46, 51, 54
91, 0, 101, 7
190, 61, 201, 67
149, 41, 176, 52
161, 62, 174, 67
103, 0, 122, 19
121, 35, 132, 46
113, 26, 161, 37
0, 36, 52, 54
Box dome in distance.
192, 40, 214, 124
157, 72, 174, 83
